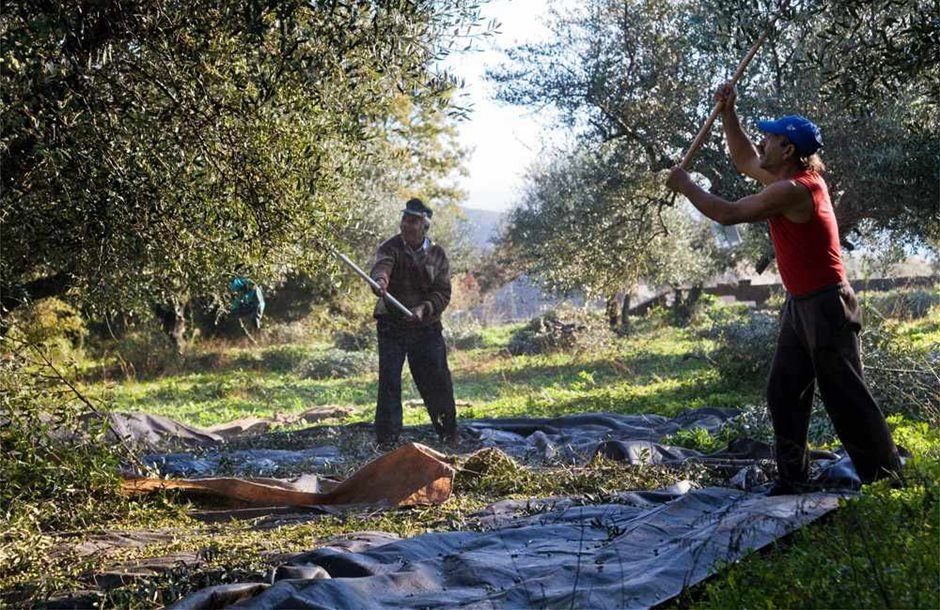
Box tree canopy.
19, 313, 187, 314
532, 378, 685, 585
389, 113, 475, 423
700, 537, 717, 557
501, 142, 730, 298
1, 0, 484, 318
488, 0, 938, 295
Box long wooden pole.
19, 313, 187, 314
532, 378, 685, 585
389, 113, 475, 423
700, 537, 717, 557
679, 1, 790, 169
330, 248, 415, 319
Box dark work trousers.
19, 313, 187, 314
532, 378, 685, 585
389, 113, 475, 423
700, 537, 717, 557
767, 282, 901, 484
375, 320, 457, 443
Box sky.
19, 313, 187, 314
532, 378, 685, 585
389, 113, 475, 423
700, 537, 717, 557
444, 0, 562, 213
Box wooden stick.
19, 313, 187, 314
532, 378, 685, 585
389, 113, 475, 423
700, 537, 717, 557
680, 0, 790, 169
331, 248, 415, 319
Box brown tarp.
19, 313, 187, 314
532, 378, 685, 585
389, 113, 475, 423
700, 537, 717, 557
121, 443, 453, 508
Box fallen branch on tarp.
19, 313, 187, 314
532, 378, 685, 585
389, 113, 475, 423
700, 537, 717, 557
121, 443, 453, 508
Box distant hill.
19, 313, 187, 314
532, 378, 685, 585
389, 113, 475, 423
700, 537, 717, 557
460, 207, 505, 251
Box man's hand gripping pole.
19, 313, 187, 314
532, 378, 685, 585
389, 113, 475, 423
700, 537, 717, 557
328, 245, 415, 319
679, 0, 791, 170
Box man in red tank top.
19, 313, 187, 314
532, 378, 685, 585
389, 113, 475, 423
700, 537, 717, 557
666, 83, 901, 494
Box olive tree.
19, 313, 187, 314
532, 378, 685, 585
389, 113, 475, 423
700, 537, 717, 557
489, 0, 742, 306
1, 0, 485, 325
488, 0, 937, 299
500, 142, 732, 321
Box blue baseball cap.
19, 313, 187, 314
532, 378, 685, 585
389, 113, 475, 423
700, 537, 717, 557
757, 115, 823, 157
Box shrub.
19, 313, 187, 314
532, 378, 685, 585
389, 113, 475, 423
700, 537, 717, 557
5, 298, 88, 365
258, 344, 315, 372
0, 339, 126, 592
508, 312, 579, 355
691, 294, 751, 328
507, 307, 613, 356
103, 325, 182, 379
861, 285, 940, 320
695, 309, 779, 380
861, 306, 940, 424
297, 349, 376, 379
262, 318, 319, 345
443, 315, 485, 350
334, 327, 375, 352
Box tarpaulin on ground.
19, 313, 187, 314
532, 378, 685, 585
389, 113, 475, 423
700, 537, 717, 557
133, 408, 745, 478
102, 407, 354, 449
141, 445, 344, 478
122, 443, 453, 508
167, 485, 847, 610
467, 408, 739, 461
103, 412, 223, 447
107, 408, 863, 608
128, 407, 861, 492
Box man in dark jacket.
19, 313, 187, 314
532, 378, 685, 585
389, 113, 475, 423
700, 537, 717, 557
369, 198, 457, 446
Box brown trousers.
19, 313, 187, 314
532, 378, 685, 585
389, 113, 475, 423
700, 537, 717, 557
767, 282, 901, 484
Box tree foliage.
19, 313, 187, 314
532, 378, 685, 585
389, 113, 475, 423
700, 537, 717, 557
488, 0, 752, 294
335, 89, 475, 271
488, 0, 938, 294
502, 142, 731, 298
703, 0, 940, 243
1, 0, 484, 318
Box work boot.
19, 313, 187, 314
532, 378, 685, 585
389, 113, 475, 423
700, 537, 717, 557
440, 428, 460, 449
376, 436, 399, 452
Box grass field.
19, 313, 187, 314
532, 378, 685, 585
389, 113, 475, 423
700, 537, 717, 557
84, 322, 763, 428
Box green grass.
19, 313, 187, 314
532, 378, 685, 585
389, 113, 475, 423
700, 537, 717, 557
92, 370, 379, 427
86, 323, 761, 429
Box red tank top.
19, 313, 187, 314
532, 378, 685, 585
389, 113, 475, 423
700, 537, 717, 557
767, 170, 846, 296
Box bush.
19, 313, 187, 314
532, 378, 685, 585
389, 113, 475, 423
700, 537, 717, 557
262, 318, 319, 345
101, 325, 182, 379
258, 344, 315, 372
691, 294, 752, 328
5, 298, 88, 365
0, 340, 125, 591
696, 309, 779, 380
443, 315, 485, 350
861, 306, 940, 424
507, 308, 613, 356
861, 285, 940, 320
334, 327, 375, 352
297, 349, 376, 379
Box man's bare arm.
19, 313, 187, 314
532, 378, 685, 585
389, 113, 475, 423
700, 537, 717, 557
716, 84, 776, 186
666, 167, 812, 225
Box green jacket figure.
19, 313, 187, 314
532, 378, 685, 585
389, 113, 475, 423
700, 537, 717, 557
229, 277, 265, 329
